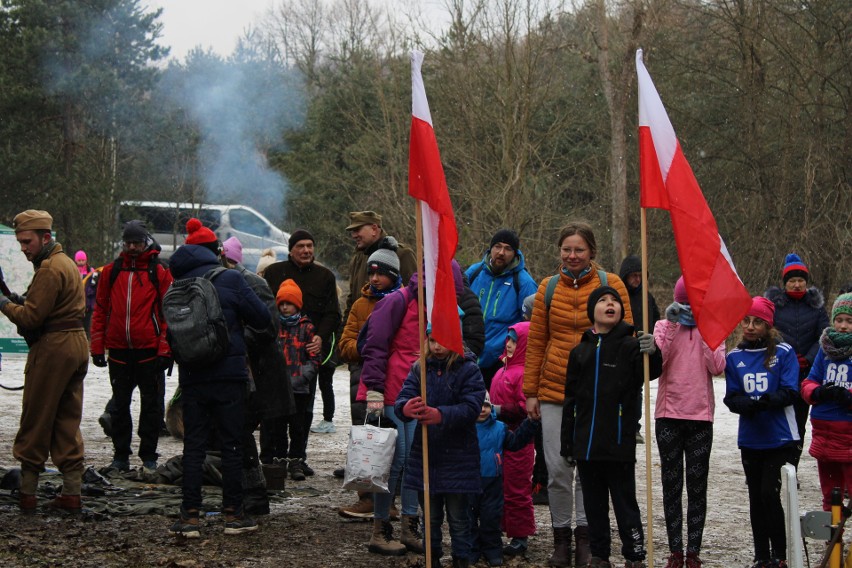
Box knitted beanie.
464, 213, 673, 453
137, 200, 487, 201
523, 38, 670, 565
747, 296, 776, 327
832, 293, 852, 322
367, 244, 401, 280
522, 294, 536, 320
255, 248, 276, 275
288, 229, 314, 252
782, 253, 809, 283
674, 276, 688, 303
490, 228, 520, 252
74, 250, 87, 263
185, 218, 217, 245
122, 220, 150, 243
587, 286, 625, 324
222, 237, 243, 265
276, 279, 303, 310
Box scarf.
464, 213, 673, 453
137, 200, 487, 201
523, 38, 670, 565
820, 328, 852, 361
279, 313, 302, 327
369, 276, 402, 299
33, 241, 58, 269
786, 290, 807, 301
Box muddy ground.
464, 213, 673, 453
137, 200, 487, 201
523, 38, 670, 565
0, 355, 835, 567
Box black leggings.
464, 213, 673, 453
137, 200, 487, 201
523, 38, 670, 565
655, 418, 712, 554
741, 445, 797, 561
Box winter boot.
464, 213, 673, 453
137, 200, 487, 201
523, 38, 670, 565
665, 551, 684, 568
588, 558, 612, 568
367, 519, 407, 556
401, 514, 425, 552
548, 526, 573, 567
575, 525, 591, 566
288, 459, 306, 481
684, 551, 702, 568
503, 537, 528, 557
452, 557, 470, 568
339, 491, 374, 519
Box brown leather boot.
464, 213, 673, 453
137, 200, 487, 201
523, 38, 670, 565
48, 494, 82, 512
400, 514, 424, 553
575, 525, 591, 566
338, 491, 374, 519
548, 526, 573, 567
367, 519, 407, 556
19, 494, 37, 513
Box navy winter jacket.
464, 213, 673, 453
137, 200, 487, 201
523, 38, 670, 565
765, 286, 830, 365
168, 245, 271, 386
395, 351, 487, 494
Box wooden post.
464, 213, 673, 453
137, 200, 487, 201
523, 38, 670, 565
415, 202, 432, 565
640, 206, 654, 566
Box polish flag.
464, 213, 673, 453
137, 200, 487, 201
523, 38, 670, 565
636, 49, 751, 349
408, 51, 464, 355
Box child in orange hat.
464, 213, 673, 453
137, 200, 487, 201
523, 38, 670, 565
269, 279, 319, 481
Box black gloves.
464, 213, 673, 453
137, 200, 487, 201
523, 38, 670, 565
726, 394, 761, 416
813, 384, 852, 405
92, 354, 107, 368
155, 356, 173, 372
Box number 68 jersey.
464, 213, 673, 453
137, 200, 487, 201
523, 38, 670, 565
806, 348, 852, 423
725, 341, 801, 449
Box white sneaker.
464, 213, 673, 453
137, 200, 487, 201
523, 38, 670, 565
310, 420, 336, 434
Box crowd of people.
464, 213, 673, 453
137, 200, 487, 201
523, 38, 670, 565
0, 208, 850, 568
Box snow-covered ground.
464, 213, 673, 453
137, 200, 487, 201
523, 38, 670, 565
0, 353, 832, 566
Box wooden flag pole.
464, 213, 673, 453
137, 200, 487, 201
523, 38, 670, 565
414, 202, 432, 565
640, 206, 654, 566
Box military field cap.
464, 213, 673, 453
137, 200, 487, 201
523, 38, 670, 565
346, 211, 382, 231
13, 210, 53, 232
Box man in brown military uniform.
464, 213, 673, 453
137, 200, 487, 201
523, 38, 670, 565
0, 210, 89, 512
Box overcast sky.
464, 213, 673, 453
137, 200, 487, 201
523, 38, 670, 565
145, 0, 450, 61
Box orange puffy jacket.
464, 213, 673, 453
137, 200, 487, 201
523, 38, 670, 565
522, 263, 633, 404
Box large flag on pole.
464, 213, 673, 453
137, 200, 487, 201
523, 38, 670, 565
636, 49, 751, 349
408, 50, 464, 355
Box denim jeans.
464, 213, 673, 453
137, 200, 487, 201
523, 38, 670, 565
374, 405, 419, 519
181, 381, 246, 512
420, 492, 472, 560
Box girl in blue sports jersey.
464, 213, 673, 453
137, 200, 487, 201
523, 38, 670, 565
724, 296, 800, 568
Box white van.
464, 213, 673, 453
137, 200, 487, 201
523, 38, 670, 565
118, 201, 290, 268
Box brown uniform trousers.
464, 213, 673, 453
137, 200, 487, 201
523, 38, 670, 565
14, 330, 88, 473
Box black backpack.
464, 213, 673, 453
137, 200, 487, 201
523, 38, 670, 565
163, 267, 230, 368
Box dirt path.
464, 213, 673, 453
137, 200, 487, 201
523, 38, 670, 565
0, 355, 831, 566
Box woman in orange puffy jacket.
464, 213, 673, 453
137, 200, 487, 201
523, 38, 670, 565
522, 222, 632, 567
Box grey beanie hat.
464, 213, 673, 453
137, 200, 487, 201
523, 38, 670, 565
522, 294, 536, 321
367, 243, 401, 280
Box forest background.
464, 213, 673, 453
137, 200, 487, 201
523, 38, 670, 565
0, 0, 849, 297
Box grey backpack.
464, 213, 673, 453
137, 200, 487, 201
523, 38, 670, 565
163, 267, 230, 368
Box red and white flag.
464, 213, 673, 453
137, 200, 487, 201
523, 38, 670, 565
636, 49, 751, 349
408, 50, 464, 355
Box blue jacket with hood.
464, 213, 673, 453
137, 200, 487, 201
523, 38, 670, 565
465, 250, 538, 369
168, 244, 271, 386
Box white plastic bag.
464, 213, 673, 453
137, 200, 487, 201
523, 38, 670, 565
342, 423, 398, 493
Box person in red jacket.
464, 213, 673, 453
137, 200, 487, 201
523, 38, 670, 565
90, 220, 173, 471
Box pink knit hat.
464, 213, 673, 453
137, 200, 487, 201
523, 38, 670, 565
222, 237, 243, 264
747, 296, 775, 327
673, 276, 688, 303
74, 250, 87, 263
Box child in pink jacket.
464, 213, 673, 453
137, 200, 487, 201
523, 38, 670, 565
653, 277, 726, 568
489, 321, 536, 557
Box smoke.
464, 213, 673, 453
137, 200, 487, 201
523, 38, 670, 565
161, 49, 306, 224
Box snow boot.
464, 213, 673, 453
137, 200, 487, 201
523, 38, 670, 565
367, 519, 407, 556
548, 526, 573, 567
684, 551, 702, 568
401, 514, 425, 552
575, 525, 591, 566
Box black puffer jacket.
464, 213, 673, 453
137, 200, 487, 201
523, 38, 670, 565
764, 286, 830, 364
561, 321, 663, 462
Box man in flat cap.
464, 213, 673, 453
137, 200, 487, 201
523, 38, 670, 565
345, 211, 416, 321
0, 210, 89, 513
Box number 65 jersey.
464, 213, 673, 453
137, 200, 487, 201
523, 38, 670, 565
725, 341, 801, 449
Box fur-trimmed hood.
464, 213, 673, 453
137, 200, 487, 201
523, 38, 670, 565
765, 286, 826, 310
